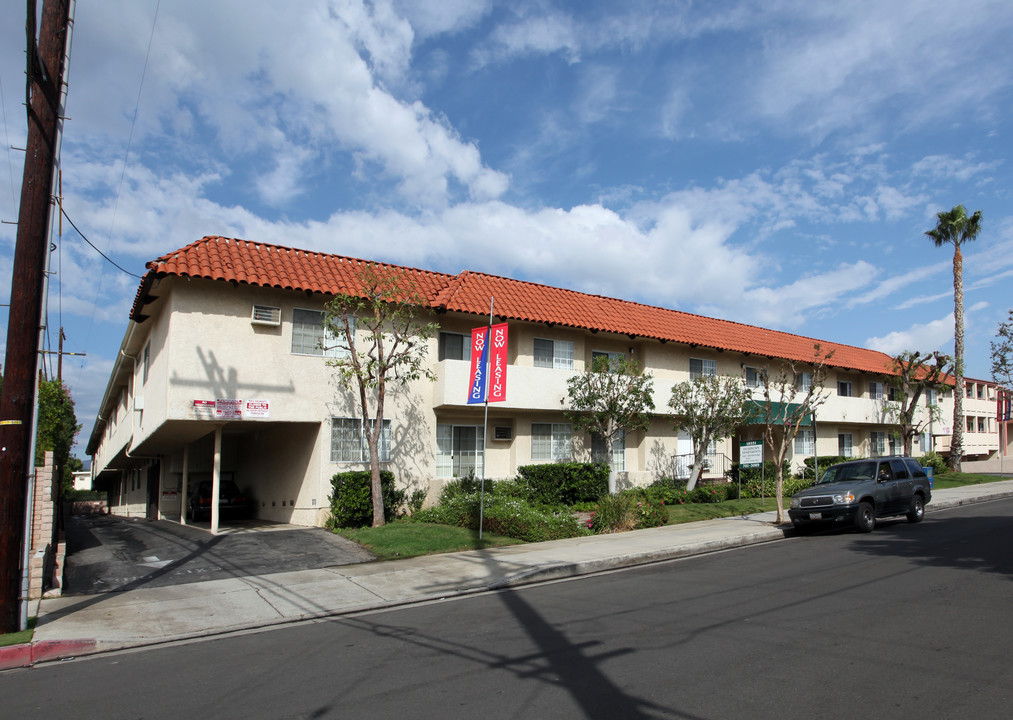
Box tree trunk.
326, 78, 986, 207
686, 441, 708, 492
950, 246, 964, 471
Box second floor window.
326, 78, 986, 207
534, 338, 575, 370
838, 381, 853, 397
690, 358, 716, 380
745, 366, 761, 387
869, 382, 884, 400
796, 372, 812, 392
292, 309, 350, 358
438, 332, 471, 361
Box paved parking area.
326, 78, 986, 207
63, 514, 376, 595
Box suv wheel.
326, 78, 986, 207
855, 502, 876, 533
907, 495, 925, 523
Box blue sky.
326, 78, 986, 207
2, 0, 1012, 458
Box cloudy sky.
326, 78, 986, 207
2, 0, 1012, 457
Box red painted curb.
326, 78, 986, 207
0, 643, 33, 671
0, 639, 99, 670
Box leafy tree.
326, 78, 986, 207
324, 265, 439, 527
991, 309, 1013, 388
565, 355, 655, 494
883, 350, 952, 457
926, 203, 983, 471
754, 344, 834, 524
668, 374, 752, 491
35, 378, 81, 473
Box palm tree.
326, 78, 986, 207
925, 204, 983, 472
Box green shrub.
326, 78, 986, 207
518, 462, 609, 505
918, 451, 947, 476
632, 498, 667, 529
481, 496, 587, 541
693, 485, 726, 503
327, 470, 406, 528
644, 477, 687, 505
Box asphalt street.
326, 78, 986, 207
63, 514, 375, 594
5, 497, 1012, 719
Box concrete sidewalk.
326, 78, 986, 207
5, 480, 1013, 669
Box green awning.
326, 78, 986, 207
745, 400, 812, 426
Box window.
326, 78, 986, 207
142, 342, 150, 384
888, 434, 898, 455
292, 309, 349, 357
978, 416, 987, 433
966, 416, 976, 432
868, 382, 884, 400
436, 425, 484, 478
870, 431, 886, 457
438, 332, 470, 361
927, 389, 938, 405
534, 338, 575, 370
796, 372, 812, 392
591, 429, 625, 472
837, 381, 853, 397
690, 358, 716, 380
591, 350, 624, 370
331, 418, 390, 462
838, 433, 853, 457
966, 382, 974, 398
794, 428, 815, 456
745, 366, 761, 388
888, 386, 901, 402
531, 423, 572, 461
978, 385, 985, 399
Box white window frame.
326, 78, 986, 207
690, 357, 716, 380
745, 366, 761, 388
838, 433, 854, 457
794, 428, 815, 456
534, 338, 575, 370
870, 431, 886, 457
591, 350, 625, 371
591, 429, 625, 472
436, 424, 485, 479
796, 372, 812, 392
531, 422, 572, 461
869, 381, 884, 400
292, 308, 350, 358
331, 417, 391, 463
838, 381, 853, 397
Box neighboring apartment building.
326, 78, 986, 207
87, 236, 983, 530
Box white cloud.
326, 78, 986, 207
866, 314, 954, 356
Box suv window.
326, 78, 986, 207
904, 459, 927, 478
819, 461, 877, 483
889, 459, 909, 480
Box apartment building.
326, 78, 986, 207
88, 236, 975, 529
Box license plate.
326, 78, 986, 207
809, 512, 822, 520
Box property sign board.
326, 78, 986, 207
215, 398, 243, 419
467, 323, 508, 404
739, 439, 763, 468
193, 400, 216, 419
244, 399, 270, 418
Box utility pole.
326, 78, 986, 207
0, 0, 72, 634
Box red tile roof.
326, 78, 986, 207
133, 235, 901, 375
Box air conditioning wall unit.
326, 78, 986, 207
494, 425, 513, 441
251, 305, 282, 326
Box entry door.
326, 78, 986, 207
146, 462, 161, 520
436, 425, 485, 478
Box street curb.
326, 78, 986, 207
0, 639, 97, 671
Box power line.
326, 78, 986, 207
60, 207, 144, 279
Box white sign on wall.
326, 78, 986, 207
215, 398, 243, 419
244, 399, 270, 418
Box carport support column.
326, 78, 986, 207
180, 445, 190, 526
211, 427, 222, 535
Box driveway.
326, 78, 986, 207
63, 513, 376, 595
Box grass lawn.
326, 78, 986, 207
665, 497, 788, 524
932, 471, 1009, 489
0, 617, 35, 648
336, 522, 523, 560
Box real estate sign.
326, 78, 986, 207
467, 323, 508, 404
739, 439, 763, 468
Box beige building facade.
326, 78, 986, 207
87, 237, 1000, 530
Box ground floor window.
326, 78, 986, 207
331, 417, 391, 462
870, 431, 886, 457
591, 429, 625, 472
531, 422, 572, 461
436, 424, 484, 479
838, 433, 853, 457
794, 428, 815, 456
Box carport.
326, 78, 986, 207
106, 419, 322, 534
